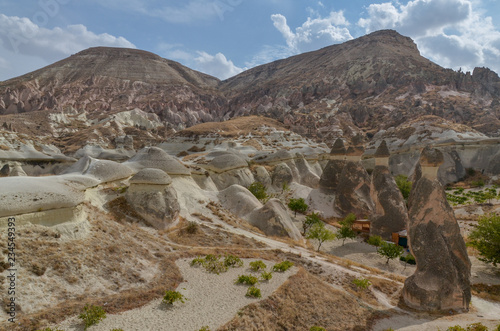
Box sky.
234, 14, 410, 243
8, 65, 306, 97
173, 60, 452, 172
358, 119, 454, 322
0, 0, 500, 81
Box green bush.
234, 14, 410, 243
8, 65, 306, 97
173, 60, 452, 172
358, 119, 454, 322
199, 326, 211, 331
78, 305, 106, 330
309, 327, 326, 331
446, 323, 490, 331
249, 260, 267, 271
288, 198, 308, 216
235, 274, 259, 285
352, 277, 371, 290
224, 254, 243, 268
162, 290, 186, 305
272, 260, 294, 272
191, 254, 229, 274
471, 179, 485, 188
248, 181, 268, 202
400, 254, 416, 265
395, 175, 412, 201
367, 235, 383, 247
245, 286, 261, 298
260, 271, 273, 281
36, 328, 64, 331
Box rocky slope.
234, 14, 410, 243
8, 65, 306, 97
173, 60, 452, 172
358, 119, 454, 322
1, 30, 500, 150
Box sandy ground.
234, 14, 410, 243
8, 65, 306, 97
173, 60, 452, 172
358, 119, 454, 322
55, 258, 296, 331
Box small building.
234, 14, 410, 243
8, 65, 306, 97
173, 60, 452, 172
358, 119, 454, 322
392, 229, 408, 248
352, 219, 371, 233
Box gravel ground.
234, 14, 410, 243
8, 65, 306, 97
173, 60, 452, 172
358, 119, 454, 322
56, 258, 297, 331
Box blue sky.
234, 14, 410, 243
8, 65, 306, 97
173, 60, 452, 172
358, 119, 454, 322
1, 0, 500, 81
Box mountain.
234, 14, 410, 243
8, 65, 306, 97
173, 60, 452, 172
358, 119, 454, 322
1, 29, 500, 149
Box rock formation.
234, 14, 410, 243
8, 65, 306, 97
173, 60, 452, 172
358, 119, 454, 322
370, 141, 409, 239
403, 147, 471, 312
125, 147, 191, 176
319, 139, 346, 192
125, 168, 180, 229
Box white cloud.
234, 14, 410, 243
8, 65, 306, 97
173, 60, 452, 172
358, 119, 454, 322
194, 51, 244, 80
0, 14, 135, 62
271, 11, 353, 54
357, 0, 500, 74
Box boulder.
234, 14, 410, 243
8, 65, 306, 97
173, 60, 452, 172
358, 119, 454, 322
247, 199, 302, 240
370, 165, 409, 239
218, 184, 262, 218
125, 168, 180, 229
210, 168, 254, 191
63, 156, 133, 183
205, 153, 248, 173
253, 166, 272, 187
125, 146, 191, 176
271, 163, 294, 188
403, 148, 471, 312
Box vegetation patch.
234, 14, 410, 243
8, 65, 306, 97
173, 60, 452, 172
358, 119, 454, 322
235, 274, 259, 286
245, 286, 262, 298
162, 290, 186, 305
272, 260, 294, 272
78, 304, 106, 330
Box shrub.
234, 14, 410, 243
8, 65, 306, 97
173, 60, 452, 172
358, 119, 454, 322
249, 260, 267, 272
224, 254, 243, 268
367, 235, 383, 247
36, 328, 64, 331
191, 256, 205, 266
111, 329, 125, 331
272, 260, 294, 272
78, 304, 106, 330
467, 213, 500, 266
466, 323, 489, 331
310, 327, 326, 331
162, 290, 186, 305
395, 175, 412, 201
199, 327, 211, 331
288, 198, 308, 216
342, 213, 356, 225
185, 221, 199, 234
248, 181, 268, 202
245, 286, 261, 298
235, 275, 259, 285
400, 254, 416, 265
378, 242, 404, 264
260, 271, 273, 281
352, 277, 371, 290
472, 179, 485, 188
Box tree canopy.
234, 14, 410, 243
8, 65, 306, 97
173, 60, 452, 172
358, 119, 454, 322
467, 213, 500, 266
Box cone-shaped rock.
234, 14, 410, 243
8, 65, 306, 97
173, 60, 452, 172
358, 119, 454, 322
334, 161, 374, 218
403, 147, 471, 312
370, 165, 409, 239
319, 139, 347, 192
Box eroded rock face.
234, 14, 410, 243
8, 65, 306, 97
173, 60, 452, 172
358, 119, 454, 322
247, 199, 302, 240
271, 163, 294, 188
334, 161, 373, 218
370, 165, 408, 239
318, 160, 345, 192
403, 176, 471, 312
125, 169, 180, 229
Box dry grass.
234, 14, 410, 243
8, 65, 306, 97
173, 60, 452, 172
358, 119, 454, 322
219, 268, 379, 331
165, 216, 267, 249
471, 284, 500, 302
206, 201, 266, 235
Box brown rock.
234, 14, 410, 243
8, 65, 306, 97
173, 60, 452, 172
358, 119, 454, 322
370, 165, 408, 239
403, 173, 471, 312
334, 161, 374, 218
318, 159, 346, 192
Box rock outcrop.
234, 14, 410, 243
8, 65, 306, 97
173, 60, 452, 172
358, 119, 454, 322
125, 168, 180, 229
370, 141, 409, 239
334, 161, 374, 218
63, 156, 133, 183
247, 199, 302, 240
319, 139, 347, 192
403, 147, 471, 312
125, 147, 191, 176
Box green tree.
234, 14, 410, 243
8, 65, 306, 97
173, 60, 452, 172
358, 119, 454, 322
395, 175, 412, 201
288, 198, 308, 216
467, 213, 500, 266
248, 181, 268, 202
307, 223, 336, 251
336, 213, 357, 246
302, 212, 322, 236
378, 242, 404, 264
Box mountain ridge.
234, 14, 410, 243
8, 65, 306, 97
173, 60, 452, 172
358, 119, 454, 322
1, 29, 500, 144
